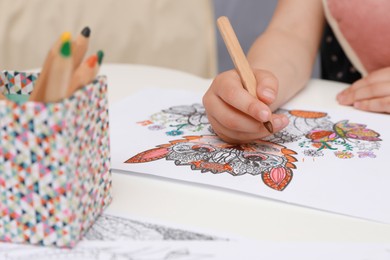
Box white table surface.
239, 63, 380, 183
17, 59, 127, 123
101, 63, 390, 243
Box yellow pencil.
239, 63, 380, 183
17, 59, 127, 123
45, 32, 73, 102
217, 16, 273, 133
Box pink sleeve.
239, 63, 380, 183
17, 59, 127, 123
323, 0, 390, 74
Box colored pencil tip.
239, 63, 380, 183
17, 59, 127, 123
86, 54, 98, 68
60, 41, 72, 57
264, 121, 273, 133
61, 32, 72, 42
81, 26, 91, 38
97, 50, 104, 65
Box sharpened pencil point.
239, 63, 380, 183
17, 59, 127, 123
97, 50, 104, 65
264, 121, 273, 133
61, 32, 71, 42
60, 41, 72, 57
81, 26, 91, 38
87, 54, 98, 68
60, 32, 72, 57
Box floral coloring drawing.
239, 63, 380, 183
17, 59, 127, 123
137, 104, 212, 136
130, 106, 382, 191
302, 120, 381, 159
126, 135, 297, 191
265, 109, 382, 159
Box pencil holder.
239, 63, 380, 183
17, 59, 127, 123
0, 71, 112, 248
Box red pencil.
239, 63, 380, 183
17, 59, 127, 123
67, 51, 102, 96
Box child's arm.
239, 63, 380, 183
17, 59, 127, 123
203, 0, 325, 143
247, 0, 325, 110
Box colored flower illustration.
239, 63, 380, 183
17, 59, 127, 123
148, 125, 165, 131
334, 151, 354, 159
166, 130, 184, 136
126, 135, 297, 191
129, 107, 383, 193
303, 149, 324, 157
357, 151, 376, 158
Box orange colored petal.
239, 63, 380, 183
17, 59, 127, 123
289, 110, 327, 118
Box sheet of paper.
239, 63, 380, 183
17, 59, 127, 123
2, 241, 390, 260
110, 88, 390, 224
0, 212, 250, 260
1, 211, 389, 260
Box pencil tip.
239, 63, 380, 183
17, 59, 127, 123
86, 54, 98, 68
264, 121, 273, 133
61, 32, 72, 42
60, 41, 72, 57
97, 50, 104, 65
81, 26, 91, 38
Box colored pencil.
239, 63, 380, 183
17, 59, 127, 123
45, 32, 73, 103
73, 26, 91, 70
216, 16, 273, 133
0, 92, 6, 100
67, 50, 103, 96
28, 37, 61, 102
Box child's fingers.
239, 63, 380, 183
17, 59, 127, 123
352, 81, 390, 102
208, 116, 261, 144
338, 67, 390, 105
208, 113, 289, 144
205, 93, 270, 133
253, 69, 279, 105
354, 96, 390, 113
208, 70, 272, 123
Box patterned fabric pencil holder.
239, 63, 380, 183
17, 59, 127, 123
0, 71, 112, 248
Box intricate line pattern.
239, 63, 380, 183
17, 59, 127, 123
130, 106, 382, 191
0, 213, 223, 260
84, 214, 220, 241
127, 135, 297, 191
138, 104, 211, 136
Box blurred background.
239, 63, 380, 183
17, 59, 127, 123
213, 0, 320, 78
0, 0, 319, 79
213, 0, 277, 73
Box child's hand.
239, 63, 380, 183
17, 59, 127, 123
337, 67, 390, 113
203, 69, 289, 144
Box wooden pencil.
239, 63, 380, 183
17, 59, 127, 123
216, 16, 273, 133
0, 92, 6, 100
28, 37, 61, 102
73, 26, 91, 70
67, 50, 103, 97
45, 32, 73, 103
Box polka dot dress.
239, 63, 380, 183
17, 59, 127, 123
320, 24, 362, 84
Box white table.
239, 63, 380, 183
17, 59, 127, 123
102, 63, 390, 243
